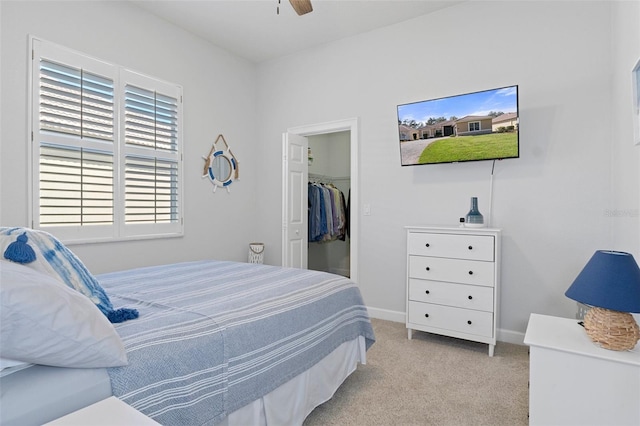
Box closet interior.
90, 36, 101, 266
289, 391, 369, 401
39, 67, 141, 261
307, 131, 350, 277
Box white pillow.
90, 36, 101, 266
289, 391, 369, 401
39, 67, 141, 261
0, 260, 128, 368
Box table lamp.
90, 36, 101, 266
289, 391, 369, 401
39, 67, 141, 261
565, 250, 640, 351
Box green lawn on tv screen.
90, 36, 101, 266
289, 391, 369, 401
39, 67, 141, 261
418, 133, 518, 164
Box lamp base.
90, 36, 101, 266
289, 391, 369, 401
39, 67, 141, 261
583, 307, 640, 351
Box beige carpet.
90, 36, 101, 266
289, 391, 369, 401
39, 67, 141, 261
304, 318, 529, 426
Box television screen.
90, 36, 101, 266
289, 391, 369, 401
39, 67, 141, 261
397, 85, 519, 166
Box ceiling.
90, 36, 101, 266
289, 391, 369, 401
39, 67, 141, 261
130, 0, 465, 63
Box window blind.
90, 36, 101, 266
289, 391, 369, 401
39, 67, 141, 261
39, 144, 114, 226
31, 38, 183, 242
125, 156, 179, 224
124, 84, 179, 224
124, 85, 177, 152
37, 58, 115, 227
39, 60, 114, 141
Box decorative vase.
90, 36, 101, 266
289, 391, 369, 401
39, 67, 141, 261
465, 197, 484, 227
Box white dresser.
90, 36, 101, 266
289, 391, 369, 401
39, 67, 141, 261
525, 313, 640, 426
405, 226, 501, 356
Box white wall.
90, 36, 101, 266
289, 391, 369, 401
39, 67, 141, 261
0, 1, 3, 228
611, 1, 640, 326
256, 1, 640, 338
0, 1, 259, 273
611, 1, 640, 253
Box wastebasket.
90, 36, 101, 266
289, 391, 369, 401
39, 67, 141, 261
248, 242, 264, 264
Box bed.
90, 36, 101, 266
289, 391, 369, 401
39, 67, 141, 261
0, 227, 375, 425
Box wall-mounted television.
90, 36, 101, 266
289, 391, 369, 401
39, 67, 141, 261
397, 85, 519, 166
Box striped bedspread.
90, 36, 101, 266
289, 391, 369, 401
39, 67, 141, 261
98, 260, 375, 425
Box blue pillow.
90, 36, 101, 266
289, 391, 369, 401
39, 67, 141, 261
0, 227, 138, 323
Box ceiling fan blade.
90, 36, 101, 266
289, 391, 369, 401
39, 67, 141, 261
289, 0, 313, 16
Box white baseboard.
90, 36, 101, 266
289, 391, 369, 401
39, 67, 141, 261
366, 306, 405, 323
497, 328, 526, 345
366, 306, 526, 346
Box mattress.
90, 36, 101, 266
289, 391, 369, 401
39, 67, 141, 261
0, 365, 111, 425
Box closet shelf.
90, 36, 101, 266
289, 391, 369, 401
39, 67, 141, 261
308, 173, 350, 182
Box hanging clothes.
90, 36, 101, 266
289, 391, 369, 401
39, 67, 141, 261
308, 183, 327, 242
308, 182, 348, 242
340, 189, 349, 241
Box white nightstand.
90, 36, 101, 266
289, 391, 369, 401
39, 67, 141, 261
44, 396, 160, 425
524, 313, 640, 426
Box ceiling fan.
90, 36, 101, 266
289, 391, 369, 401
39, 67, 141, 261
286, 0, 313, 16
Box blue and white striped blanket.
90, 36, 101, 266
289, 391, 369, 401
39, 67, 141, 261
98, 260, 375, 425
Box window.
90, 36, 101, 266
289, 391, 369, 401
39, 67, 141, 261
468, 122, 480, 132
30, 38, 183, 242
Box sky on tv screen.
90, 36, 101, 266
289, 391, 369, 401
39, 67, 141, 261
398, 86, 518, 122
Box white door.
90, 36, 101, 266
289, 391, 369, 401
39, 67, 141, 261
281, 132, 308, 269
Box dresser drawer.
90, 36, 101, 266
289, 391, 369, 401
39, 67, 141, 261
409, 256, 495, 287
408, 301, 494, 338
408, 232, 494, 261
408, 279, 494, 312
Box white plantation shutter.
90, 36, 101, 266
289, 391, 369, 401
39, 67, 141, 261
39, 144, 114, 226
32, 41, 117, 239
124, 156, 179, 223
39, 61, 114, 140
121, 72, 181, 230
31, 38, 183, 242
124, 86, 178, 151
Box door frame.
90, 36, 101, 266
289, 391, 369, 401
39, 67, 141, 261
283, 117, 360, 284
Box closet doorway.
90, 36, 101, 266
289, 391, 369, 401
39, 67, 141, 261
282, 118, 360, 284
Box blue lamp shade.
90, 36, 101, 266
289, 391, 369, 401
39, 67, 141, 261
565, 250, 640, 313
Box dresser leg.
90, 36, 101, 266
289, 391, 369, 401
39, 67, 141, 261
408, 328, 413, 340
488, 344, 495, 357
